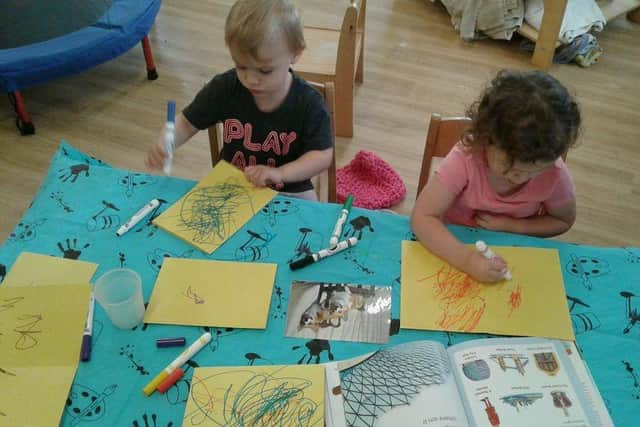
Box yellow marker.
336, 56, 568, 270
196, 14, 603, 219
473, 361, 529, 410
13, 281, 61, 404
142, 332, 212, 396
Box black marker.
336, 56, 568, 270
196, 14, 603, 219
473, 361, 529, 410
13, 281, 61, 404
289, 237, 358, 271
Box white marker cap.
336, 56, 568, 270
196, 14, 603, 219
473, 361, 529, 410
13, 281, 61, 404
475, 240, 487, 252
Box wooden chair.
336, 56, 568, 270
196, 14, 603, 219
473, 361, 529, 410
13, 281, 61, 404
417, 113, 471, 197
207, 81, 337, 203
294, 0, 366, 138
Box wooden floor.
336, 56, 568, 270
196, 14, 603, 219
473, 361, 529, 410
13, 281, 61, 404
1, 0, 639, 247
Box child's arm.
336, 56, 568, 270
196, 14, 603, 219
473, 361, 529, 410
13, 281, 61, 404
145, 113, 199, 171
244, 147, 333, 187
475, 200, 576, 237
411, 176, 508, 283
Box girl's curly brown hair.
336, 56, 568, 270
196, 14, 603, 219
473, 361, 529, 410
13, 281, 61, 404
463, 70, 581, 167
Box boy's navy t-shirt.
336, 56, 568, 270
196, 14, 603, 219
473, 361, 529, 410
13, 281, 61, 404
183, 69, 332, 193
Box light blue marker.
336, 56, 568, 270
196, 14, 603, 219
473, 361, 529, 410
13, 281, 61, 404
163, 101, 176, 175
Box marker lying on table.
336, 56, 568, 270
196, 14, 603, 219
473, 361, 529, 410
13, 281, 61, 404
475, 240, 512, 280
116, 198, 160, 237
157, 367, 184, 394
142, 332, 212, 396
289, 237, 358, 271
80, 292, 95, 362
329, 194, 354, 248
163, 100, 176, 175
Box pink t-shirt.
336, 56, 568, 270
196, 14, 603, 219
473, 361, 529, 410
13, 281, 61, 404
435, 144, 575, 227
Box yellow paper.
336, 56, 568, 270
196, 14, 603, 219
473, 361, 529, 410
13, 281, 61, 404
401, 241, 574, 340
144, 257, 277, 328
153, 161, 277, 253
0, 284, 91, 425
3, 251, 98, 287
183, 365, 324, 427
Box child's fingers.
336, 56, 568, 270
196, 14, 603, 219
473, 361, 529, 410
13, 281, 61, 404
489, 256, 507, 271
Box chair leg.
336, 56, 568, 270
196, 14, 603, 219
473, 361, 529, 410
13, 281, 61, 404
8, 91, 35, 135
141, 35, 158, 80
334, 80, 354, 138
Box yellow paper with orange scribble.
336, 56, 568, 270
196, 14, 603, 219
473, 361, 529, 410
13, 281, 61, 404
182, 365, 324, 427
153, 161, 277, 254
400, 241, 574, 340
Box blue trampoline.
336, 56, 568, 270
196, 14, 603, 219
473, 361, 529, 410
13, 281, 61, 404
0, 0, 162, 135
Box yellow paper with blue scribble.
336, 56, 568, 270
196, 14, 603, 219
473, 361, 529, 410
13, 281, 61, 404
183, 365, 324, 427
153, 161, 277, 254
401, 241, 574, 340
0, 284, 90, 425
3, 251, 98, 287
144, 257, 276, 328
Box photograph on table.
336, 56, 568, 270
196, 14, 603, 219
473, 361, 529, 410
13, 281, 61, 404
285, 280, 392, 344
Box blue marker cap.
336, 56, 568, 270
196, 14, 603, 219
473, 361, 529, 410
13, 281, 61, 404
156, 337, 186, 348
167, 101, 176, 123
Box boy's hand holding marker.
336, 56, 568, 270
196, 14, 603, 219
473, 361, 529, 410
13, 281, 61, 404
162, 101, 176, 175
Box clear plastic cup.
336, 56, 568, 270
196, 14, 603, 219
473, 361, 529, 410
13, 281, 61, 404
94, 268, 145, 329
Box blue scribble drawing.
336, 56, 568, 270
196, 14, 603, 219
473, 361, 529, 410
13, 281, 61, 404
185, 367, 321, 426
178, 180, 254, 244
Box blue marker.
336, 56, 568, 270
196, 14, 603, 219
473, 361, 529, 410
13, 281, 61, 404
163, 101, 176, 175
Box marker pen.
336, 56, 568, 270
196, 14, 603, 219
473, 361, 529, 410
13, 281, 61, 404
329, 195, 354, 248
163, 100, 176, 175
80, 292, 95, 362
142, 332, 212, 396
289, 237, 358, 271
116, 199, 160, 237
475, 240, 512, 280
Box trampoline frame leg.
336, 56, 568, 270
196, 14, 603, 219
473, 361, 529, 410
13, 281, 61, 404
141, 35, 158, 80
9, 91, 35, 135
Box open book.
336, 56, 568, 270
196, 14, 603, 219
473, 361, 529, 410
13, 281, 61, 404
325, 337, 612, 427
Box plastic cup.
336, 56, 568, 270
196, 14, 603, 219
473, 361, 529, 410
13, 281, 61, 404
94, 268, 145, 329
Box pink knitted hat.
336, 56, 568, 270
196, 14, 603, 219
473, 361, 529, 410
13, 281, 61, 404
336, 150, 406, 209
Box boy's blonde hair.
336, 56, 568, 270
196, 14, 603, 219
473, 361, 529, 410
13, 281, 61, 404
225, 0, 306, 58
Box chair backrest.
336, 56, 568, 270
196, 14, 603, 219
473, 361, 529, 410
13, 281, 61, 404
417, 113, 471, 196
336, 0, 365, 81
308, 81, 337, 203
206, 81, 337, 203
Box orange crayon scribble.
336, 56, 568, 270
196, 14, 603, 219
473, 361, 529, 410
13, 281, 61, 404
508, 284, 523, 317
420, 265, 487, 332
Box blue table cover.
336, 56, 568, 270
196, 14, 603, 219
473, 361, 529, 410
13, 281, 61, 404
0, 142, 638, 426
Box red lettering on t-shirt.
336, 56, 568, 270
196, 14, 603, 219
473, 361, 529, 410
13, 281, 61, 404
262, 131, 281, 155
279, 132, 297, 156
242, 123, 262, 152
231, 151, 246, 169
225, 119, 243, 143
